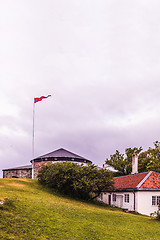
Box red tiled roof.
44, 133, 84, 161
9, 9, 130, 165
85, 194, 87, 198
140, 172, 160, 189
114, 172, 149, 189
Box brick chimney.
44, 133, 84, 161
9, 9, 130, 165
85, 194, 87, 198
132, 154, 138, 174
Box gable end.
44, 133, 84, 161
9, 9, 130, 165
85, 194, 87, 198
139, 172, 160, 189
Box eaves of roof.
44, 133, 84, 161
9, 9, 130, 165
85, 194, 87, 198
111, 187, 160, 192
31, 148, 92, 163
32, 157, 90, 163
2, 165, 32, 171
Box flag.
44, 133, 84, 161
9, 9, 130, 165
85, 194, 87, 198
34, 95, 51, 103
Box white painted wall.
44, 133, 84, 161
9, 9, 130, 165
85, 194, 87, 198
99, 192, 109, 203
99, 192, 135, 211
111, 192, 134, 211
136, 191, 160, 216
98, 191, 160, 216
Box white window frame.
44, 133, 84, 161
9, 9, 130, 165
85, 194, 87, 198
157, 196, 160, 205
152, 196, 160, 206
124, 194, 129, 203
99, 193, 103, 201
113, 194, 116, 202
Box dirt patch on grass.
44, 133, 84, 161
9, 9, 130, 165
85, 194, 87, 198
17, 179, 32, 182
5, 183, 27, 188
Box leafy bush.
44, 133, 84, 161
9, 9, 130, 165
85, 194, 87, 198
37, 162, 114, 200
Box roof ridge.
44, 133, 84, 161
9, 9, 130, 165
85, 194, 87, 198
136, 171, 153, 189
114, 171, 149, 179
56, 148, 84, 158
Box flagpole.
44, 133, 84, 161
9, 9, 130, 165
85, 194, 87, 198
32, 94, 51, 179
32, 100, 35, 179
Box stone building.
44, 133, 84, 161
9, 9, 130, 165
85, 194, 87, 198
31, 148, 92, 179
2, 148, 92, 179
3, 165, 32, 178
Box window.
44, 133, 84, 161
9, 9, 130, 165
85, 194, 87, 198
157, 196, 160, 205
124, 194, 129, 203
113, 194, 116, 202
99, 193, 103, 201
152, 196, 160, 206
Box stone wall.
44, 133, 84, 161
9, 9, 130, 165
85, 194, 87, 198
32, 160, 90, 179
32, 161, 50, 179
3, 169, 32, 179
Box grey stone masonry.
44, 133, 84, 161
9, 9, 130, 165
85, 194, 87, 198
3, 165, 32, 178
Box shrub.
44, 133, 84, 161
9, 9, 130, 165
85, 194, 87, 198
37, 162, 113, 200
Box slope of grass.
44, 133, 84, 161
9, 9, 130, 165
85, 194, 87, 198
0, 178, 159, 240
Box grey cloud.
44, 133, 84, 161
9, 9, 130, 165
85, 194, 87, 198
0, 0, 160, 177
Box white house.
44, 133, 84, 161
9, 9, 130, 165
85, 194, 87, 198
100, 154, 160, 216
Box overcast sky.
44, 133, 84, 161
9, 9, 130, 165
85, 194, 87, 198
0, 0, 160, 177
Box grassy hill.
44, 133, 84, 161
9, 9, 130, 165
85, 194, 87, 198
0, 179, 160, 240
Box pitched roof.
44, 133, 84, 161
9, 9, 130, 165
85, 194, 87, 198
32, 148, 92, 163
140, 171, 160, 189
114, 172, 149, 189
113, 171, 160, 190
3, 165, 32, 171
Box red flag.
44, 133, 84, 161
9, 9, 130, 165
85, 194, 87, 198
34, 95, 51, 103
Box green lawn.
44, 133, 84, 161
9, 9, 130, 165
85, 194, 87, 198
0, 178, 159, 240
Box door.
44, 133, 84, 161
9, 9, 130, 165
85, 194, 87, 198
117, 195, 123, 208
108, 195, 111, 205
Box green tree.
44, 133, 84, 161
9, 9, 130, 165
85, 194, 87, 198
138, 141, 160, 173
105, 141, 160, 175
37, 162, 114, 200
105, 147, 143, 176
